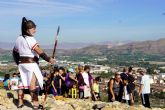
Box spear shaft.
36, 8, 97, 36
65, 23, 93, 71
44, 26, 60, 103
52, 26, 60, 58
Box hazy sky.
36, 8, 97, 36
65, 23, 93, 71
0, 0, 165, 45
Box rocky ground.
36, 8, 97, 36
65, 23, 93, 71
0, 89, 165, 110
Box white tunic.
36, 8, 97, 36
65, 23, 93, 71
82, 72, 91, 98
14, 36, 43, 89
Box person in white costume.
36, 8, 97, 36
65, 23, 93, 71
82, 65, 93, 99
13, 17, 55, 109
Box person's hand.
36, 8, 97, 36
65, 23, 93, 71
49, 58, 55, 64
112, 96, 115, 101
54, 89, 57, 93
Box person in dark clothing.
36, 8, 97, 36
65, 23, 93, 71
122, 76, 134, 106
127, 66, 135, 105
108, 73, 123, 102
127, 67, 135, 90
51, 67, 61, 96
76, 65, 85, 99
120, 67, 128, 81
59, 67, 69, 96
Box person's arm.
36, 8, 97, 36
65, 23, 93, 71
34, 46, 54, 64
109, 79, 115, 101
69, 74, 78, 82
59, 78, 62, 95
59, 78, 61, 89
51, 81, 57, 93
59, 74, 65, 81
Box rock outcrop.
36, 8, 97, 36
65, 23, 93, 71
0, 89, 165, 110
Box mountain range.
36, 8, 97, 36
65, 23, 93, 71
0, 38, 165, 56
58, 38, 165, 56
111, 38, 165, 55
0, 41, 128, 50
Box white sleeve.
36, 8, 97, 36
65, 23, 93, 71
26, 37, 39, 50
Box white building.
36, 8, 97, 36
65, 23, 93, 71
90, 65, 110, 73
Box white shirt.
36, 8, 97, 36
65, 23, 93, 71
14, 36, 39, 58
82, 72, 89, 86
141, 74, 150, 94
122, 86, 130, 100
10, 77, 19, 90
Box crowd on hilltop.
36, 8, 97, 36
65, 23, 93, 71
7, 16, 153, 110
3, 65, 151, 108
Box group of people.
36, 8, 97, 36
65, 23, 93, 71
3, 65, 151, 109
41, 65, 100, 101
3, 72, 25, 108
108, 67, 151, 108
7, 17, 151, 109
3, 73, 23, 91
